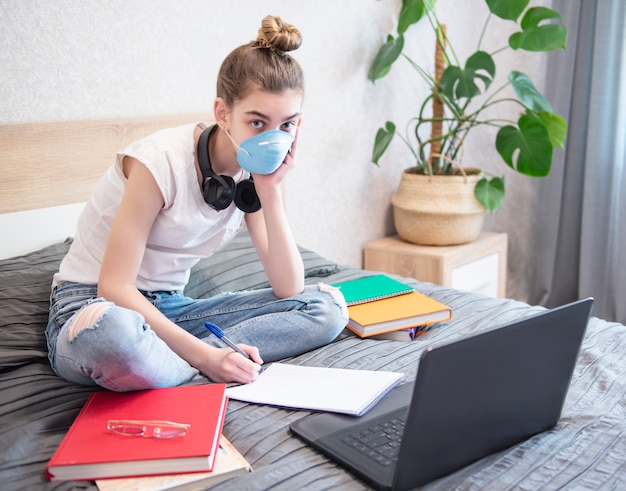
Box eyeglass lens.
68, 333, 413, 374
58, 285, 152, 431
107, 420, 189, 438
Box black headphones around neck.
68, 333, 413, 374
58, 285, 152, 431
197, 125, 261, 213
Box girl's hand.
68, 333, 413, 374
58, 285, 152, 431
252, 117, 301, 193
280, 117, 301, 174
199, 344, 264, 384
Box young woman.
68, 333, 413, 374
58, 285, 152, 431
46, 15, 348, 392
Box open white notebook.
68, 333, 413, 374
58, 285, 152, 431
225, 363, 405, 416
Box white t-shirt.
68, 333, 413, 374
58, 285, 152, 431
54, 123, 244, 291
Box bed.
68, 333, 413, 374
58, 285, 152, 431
1, 115, 625, 491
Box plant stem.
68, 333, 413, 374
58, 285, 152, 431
477, 12, 492, 52
402, 54, 435, 85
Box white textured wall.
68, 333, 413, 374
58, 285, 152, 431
0, 0, 551, 301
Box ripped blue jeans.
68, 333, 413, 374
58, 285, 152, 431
46, 281, 348, 391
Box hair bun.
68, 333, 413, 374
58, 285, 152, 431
257, 15, 302, 53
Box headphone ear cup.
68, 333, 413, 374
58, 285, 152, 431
203, 175, 236, 210
234, 178, 261, 213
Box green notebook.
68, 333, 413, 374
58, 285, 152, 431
332, 275, 415, 306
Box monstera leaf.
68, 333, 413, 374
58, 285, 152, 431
369, 35, 404, 82
486, 0, 529, 21
372, 121, 397, 165
496, 112, 553, 177
398, 0, 434, 33
509, 7, 567, 51
538, 111, 567, 149
439, 51, 495, 100
475, 176, 505, 213
509, 71, 553, 112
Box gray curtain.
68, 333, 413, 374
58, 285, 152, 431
530, 0, 626, 323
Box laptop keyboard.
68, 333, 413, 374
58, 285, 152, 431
340, 415, 406, 467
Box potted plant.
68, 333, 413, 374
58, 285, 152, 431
369, 0, 568, 245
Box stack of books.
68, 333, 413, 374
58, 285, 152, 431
333, 275, 452, 341
95, 434, 252, 491
46, 384, 252, 490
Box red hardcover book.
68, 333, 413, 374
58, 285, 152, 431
46, 384, 228, 482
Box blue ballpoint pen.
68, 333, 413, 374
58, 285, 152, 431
204, 322, 264, 372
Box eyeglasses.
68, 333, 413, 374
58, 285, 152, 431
107, 420, 191, 439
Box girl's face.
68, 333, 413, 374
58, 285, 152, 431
219, 87, 303, 145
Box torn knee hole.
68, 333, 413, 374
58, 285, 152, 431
318, 282, 342, 299
318, 283, 349, 316
67, 302, 110, 341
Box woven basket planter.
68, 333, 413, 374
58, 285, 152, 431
391, 167, 486, 246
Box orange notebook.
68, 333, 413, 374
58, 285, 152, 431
345, 290, 452, 338
46, 384, 228, 482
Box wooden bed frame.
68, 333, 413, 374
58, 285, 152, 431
0, 113, 205, 258
0, 113, 206, 214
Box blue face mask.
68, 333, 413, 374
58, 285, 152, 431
225, 129, 295, 175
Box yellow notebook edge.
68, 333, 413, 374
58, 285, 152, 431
344, 308, 452, 338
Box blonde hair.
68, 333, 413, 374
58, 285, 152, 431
216, 15, 304, 105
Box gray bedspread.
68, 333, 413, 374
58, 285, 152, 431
1, 232, 624, 490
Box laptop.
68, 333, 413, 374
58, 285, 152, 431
290, 298, 594, 490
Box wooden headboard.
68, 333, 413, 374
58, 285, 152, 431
0, 113, 206, 258
0, 113, 206, 214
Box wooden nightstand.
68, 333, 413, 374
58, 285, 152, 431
363, 232, 508, 298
